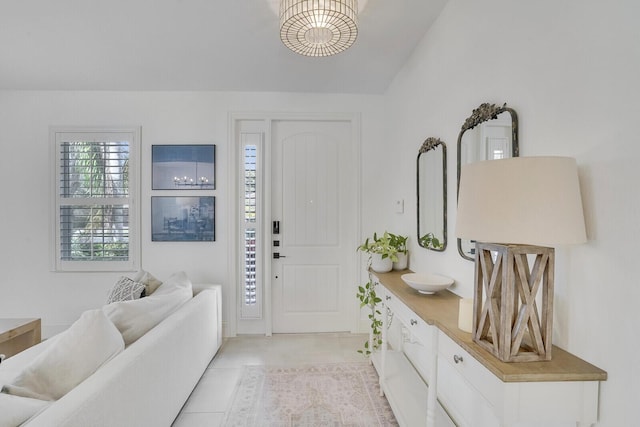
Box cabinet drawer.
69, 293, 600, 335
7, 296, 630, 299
438, 331, 503, 405
437, 331, 501, 427
437, 356, 500, 427
383, 288, 433, 345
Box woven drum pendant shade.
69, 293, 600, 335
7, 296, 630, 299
280, 0, 358, 57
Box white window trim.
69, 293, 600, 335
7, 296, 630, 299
228, 112, 362, 337
239, 132, 264, 320
50, 126, 141, 272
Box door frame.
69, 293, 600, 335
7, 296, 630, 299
228, 112, 362, 337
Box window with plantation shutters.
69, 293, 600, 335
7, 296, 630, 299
240, 132, 263, 319
52, 128, 140, 272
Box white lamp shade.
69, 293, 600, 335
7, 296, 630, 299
456, 156, 587, 246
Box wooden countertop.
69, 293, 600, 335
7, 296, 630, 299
0, 318, 41, 341
372, 270, 607, 383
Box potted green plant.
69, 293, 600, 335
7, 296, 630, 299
388, 233, 409, 270
356, 231, 399, 356
357, 232, 398, 273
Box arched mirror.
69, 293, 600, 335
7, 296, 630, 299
417, 137, 447, 251
456, 102, 519, 260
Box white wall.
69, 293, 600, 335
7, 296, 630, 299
0, 91, 385, 337
1, 1, 637, 424
376, 0, 639, 425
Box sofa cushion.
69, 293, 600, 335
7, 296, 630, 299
103, 272, 193, 346
133, 269, 163, 296
106, 276, 146, 304
2, 309, 124, 401
0, 393, 49, 427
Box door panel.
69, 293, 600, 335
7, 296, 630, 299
282, 265, 339, 313
283, 133, 339, 246
271, 119, 355, 333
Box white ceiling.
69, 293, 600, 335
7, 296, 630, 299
0, 0, 448, 94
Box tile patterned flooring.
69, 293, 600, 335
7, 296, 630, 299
172, 333, 369, 427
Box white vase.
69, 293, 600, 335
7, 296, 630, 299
393, 252, 408, 270
370, 254, 393, 273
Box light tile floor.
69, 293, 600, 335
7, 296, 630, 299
172, 333, 368, 427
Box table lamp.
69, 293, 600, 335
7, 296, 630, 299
456, 157, 586, 362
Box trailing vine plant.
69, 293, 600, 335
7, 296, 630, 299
357, 232, 402, 357
356, 275, 383, 356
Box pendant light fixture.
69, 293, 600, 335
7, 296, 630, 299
280, 0, 358, 57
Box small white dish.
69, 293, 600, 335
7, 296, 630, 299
401, 273, 454, 294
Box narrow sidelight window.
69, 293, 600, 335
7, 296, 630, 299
240, 133, 263, 319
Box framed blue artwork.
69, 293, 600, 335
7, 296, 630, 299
152, 144, 215, 190
151, 196, 215, 242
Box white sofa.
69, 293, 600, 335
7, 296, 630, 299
0, 283, 222, 427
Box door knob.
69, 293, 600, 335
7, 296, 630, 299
273, 252, 287, 259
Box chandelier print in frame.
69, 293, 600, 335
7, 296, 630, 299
152, 144, 215, 190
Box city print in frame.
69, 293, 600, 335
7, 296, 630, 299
151, 196, 215, 242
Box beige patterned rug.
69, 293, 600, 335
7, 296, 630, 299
222, 362, 398, 426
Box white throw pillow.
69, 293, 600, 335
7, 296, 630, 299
103, 272, 192, 346
0, 393, 49, 427
2, 310, 124, 401
133, 269, 163, 295
152, 271, 193, 296
106, 276, 145, 304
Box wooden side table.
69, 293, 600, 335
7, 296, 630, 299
0, 318, 41, 360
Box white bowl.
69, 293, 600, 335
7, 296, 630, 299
401, 273, 454, 294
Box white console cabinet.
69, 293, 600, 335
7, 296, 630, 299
370, 271, 607, 427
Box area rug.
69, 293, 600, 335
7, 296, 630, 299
222, 362, 398, 426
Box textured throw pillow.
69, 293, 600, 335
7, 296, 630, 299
0, 393, 49, 427
103, 272, 193, 346
133, 270, 163, 296
2, 310, 124, 401
106, 276, 146, 304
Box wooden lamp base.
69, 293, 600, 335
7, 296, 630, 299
472, 242, 554, 362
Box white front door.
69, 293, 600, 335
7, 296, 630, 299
271, 119, 357, 333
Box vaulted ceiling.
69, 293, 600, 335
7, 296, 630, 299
0, 0, 448, 93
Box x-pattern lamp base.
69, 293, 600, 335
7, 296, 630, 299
472, 242, 555, 362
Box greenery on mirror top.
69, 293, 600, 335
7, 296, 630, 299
419, 232, 444, 250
